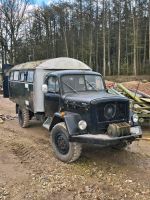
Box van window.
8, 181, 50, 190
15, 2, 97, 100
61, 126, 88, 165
20, 72, 25, 82
10, 72, 14, 80
27, 71, 34, 83
14, 71, 19, 81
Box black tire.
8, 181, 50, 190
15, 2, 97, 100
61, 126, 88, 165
51, 122, 82, 163
112, 141, 130, 150
18, 108, 30, 128
29, 111, 34, 120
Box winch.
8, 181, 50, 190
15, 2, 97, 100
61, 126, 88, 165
107, 122, 131, 137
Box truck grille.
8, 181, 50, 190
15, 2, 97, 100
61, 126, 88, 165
97, 101, 129, 123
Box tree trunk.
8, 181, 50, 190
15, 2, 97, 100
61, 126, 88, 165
117, 1, 121, 76
107, 0, 111, 76
149, 1, 150, 64
102, 0, 106, 77
63, 27, 69, 57
125, 27, 129, 75
143, 23, 147, 65
133, 15, 137, 76
89, 27, 93, 67
95, 0, 99, 72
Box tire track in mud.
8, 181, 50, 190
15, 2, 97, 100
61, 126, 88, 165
8, 138, 77, 200
11, 143, 36, 164
9, 135, 55, 175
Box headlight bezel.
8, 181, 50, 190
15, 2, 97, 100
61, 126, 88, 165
132, 113, 139, 123
78, 120, 87, 130
104, 103, 116, 120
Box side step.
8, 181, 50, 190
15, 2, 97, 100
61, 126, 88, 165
42, 117, 52, 130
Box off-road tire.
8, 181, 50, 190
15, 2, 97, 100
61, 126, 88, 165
112, 141, 130, 150
18, 108, 30, 128
51, 122, 82, 163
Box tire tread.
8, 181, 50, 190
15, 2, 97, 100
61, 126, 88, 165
19, 108, 30, 128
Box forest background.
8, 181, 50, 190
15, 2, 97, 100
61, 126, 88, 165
0, 0, 150, 76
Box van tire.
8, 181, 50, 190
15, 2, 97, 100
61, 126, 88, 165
51, 122, 82, 163
18, 108, 30, 128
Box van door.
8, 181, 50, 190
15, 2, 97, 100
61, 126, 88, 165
25, 70, 34, 111
2, 64, 13, 98
3, 75, 9, 98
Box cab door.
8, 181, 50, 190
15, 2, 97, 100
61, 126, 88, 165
44, 76, 60, 117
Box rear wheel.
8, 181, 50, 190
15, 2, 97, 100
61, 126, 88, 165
18, 108, 30, 128
51, 122, 82, 163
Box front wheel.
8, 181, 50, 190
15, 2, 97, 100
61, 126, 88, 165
112, 141, 131, 150
51, 122, 82, 163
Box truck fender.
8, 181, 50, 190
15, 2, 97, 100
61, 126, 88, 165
64, 113, 82, 135
49, 113, 64, 131
50, 112, 81, 136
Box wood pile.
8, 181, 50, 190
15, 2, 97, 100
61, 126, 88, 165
106, 80, 150, 124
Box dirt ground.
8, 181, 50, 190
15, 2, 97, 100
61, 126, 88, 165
0, 96, 150, 200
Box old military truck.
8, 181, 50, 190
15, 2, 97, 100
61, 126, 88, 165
7, 57, 142, 163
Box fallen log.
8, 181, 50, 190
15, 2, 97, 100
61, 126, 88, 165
117, 84, 144, 103
108, 88, 125, 97
140, 98, 150, 103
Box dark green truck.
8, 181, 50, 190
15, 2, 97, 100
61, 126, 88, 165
6, 57, 142, 163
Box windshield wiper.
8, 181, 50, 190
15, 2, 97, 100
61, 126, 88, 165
62, 81, 78, 93
85, 79, 98, 91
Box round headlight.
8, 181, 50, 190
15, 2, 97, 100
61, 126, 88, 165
139, 118, 144, 123
104, 104, 116, 120
133, 114, 138, 123
78, 120, 87, 130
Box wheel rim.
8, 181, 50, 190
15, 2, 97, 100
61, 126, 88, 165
55, 132, 69, 155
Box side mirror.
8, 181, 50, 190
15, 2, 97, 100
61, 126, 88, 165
42, 84, 48, 93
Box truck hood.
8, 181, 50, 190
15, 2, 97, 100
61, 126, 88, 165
63, 91, 128, 104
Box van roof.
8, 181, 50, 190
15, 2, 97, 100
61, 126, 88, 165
11, 57, 91, 71
47, 70, 101, 77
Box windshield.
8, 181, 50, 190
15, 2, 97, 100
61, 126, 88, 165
61, 74, 104, 94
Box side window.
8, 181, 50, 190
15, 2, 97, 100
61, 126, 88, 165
10, 72, 14, 80
55, 80, 59, 93
27, 71, 34, 83
20, 72, 25, 82
14, 71, 19, 81
48, 77, 59, 93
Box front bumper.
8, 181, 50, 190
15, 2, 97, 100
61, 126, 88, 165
70, 126, 142, 146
